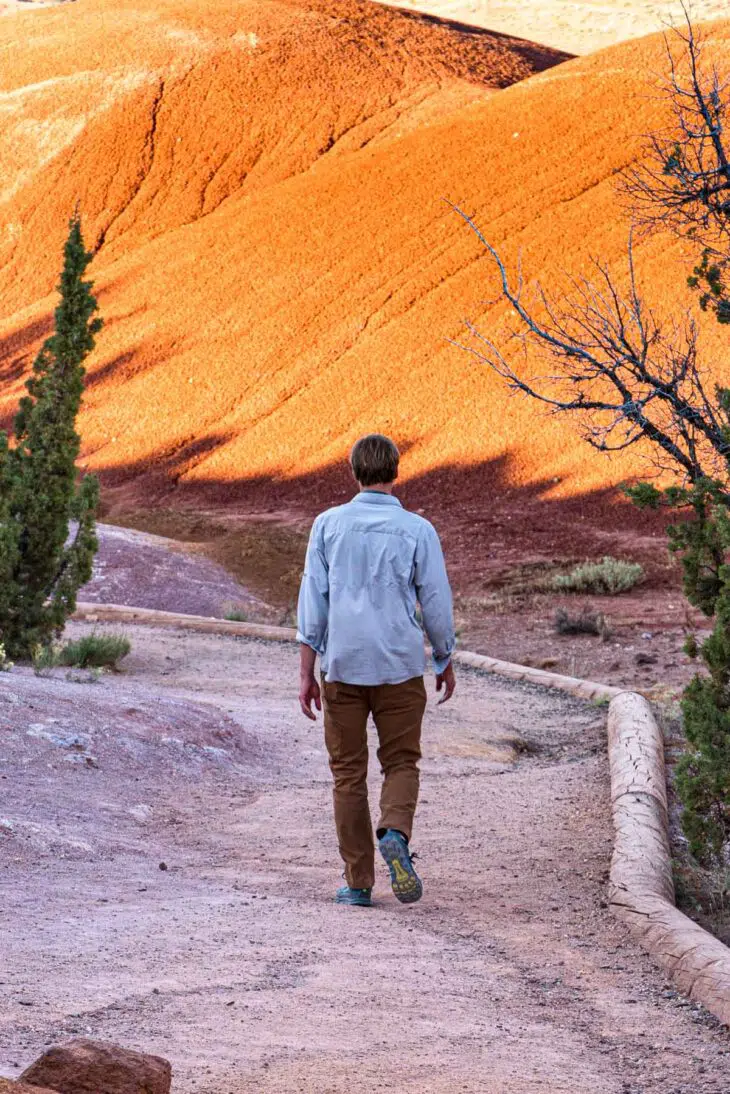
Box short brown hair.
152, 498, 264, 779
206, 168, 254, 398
350, 433, 400, 487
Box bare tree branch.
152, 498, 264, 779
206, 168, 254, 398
623, 10, 730, 248
448, 201, 730, 491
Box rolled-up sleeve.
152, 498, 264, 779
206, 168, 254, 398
296, 516, 329, 655
414, 521, 456, 674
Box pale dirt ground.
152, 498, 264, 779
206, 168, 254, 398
2, 0, 726, 56
0, 0, 66, 13
378, 0, 727, 55
1, 621, 730, 1093
82, 524, 277, 622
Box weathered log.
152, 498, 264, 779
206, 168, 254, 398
608, 692, 730, 1024
74, 602, 296, 642
453, 649, 621, 702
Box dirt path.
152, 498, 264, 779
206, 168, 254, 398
1, 624, 728, 1092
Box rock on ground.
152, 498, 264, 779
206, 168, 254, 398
19, 1039, 171, 1094
0, 1079, 61, 1094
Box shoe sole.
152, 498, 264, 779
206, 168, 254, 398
378, 833, 423, 904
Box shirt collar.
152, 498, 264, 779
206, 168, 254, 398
351, 491, 402, 507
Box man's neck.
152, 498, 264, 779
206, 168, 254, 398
359, 483, 395, 495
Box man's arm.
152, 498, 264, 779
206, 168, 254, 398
296, 517, 329, 720
414, 521, 456, 703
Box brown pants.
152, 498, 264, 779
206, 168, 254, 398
321, 675, 427, 890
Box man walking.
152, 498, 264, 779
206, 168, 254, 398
297, 434, 456, 907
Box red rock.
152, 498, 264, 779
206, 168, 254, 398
0, 1079, 61, 1094
19, 1039, 171, 1094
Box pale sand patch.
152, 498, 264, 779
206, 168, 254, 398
377, 0, 730, 55
0, 0, 67, 13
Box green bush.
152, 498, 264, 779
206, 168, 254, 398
224, 608, 248, 622
676, 552, 730, 865
60, 632, 131, 669
552, 556, 644, 596
32, 643, 60, 676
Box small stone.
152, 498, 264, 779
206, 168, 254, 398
158, 862, 168, 872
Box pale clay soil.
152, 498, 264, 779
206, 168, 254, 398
81, 525, 277, 622
3, 0, 729, 58
1, 612, 730, 1092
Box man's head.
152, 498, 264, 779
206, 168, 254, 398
350, 433, 400, 488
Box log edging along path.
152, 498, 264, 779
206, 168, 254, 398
74, 602, 730, 1025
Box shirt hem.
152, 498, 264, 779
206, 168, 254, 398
322, 669, 426, 686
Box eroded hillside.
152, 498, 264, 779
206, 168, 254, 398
1, 0, 728, 520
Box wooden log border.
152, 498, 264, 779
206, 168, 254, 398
73, 604, 622, 702
607, 692, 730, 1023
73, 602, 730, 1023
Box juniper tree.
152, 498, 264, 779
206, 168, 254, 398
0, 215, 101, 657
452, 17, 730, 865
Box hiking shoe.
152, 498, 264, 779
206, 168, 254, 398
335, 885, 373, 907
378, 829, 423, 904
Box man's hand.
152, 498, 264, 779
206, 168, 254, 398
299, 643, 321, 720
435, 662, 456, 705
299, 674, 322, 720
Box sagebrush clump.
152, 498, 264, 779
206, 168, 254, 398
552, 557, 644, 596
224, 607, 248, 622
60, 633, 131, 669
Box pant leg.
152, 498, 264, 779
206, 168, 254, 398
321, 677, 375, 889
370, 676, 427, 842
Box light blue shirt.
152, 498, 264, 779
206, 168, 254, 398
296, 491, 455, 686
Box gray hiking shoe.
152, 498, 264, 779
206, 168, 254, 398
378, 829, 423, 904
335, 885, 373, 907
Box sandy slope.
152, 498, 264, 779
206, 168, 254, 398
1, 1, 730, 525
1, 623, 729, 1091
378, 0, 730, 56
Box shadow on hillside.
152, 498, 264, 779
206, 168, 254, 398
99, 445, 674, 594
0, 312, 56, 430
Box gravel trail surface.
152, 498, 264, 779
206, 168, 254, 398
1, 624, 728, 1092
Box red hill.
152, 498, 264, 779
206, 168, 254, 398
1, 0, 727, 550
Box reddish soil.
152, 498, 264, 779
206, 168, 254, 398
2, 620, 729, 1092
3, 2, 730, 512
102, 473, 700, 697
0, 0, 727, 692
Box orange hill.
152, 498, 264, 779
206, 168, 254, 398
0, 0, 728, 527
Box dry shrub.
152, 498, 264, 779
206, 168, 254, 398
554, 605, 610, 638
60, 632, 131, 669
552, 557, 644, 596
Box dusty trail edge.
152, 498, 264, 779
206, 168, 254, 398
74, 601, 730, 1026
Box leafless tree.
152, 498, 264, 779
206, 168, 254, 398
624, 12, 730, 247
451, 14, 730, 492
